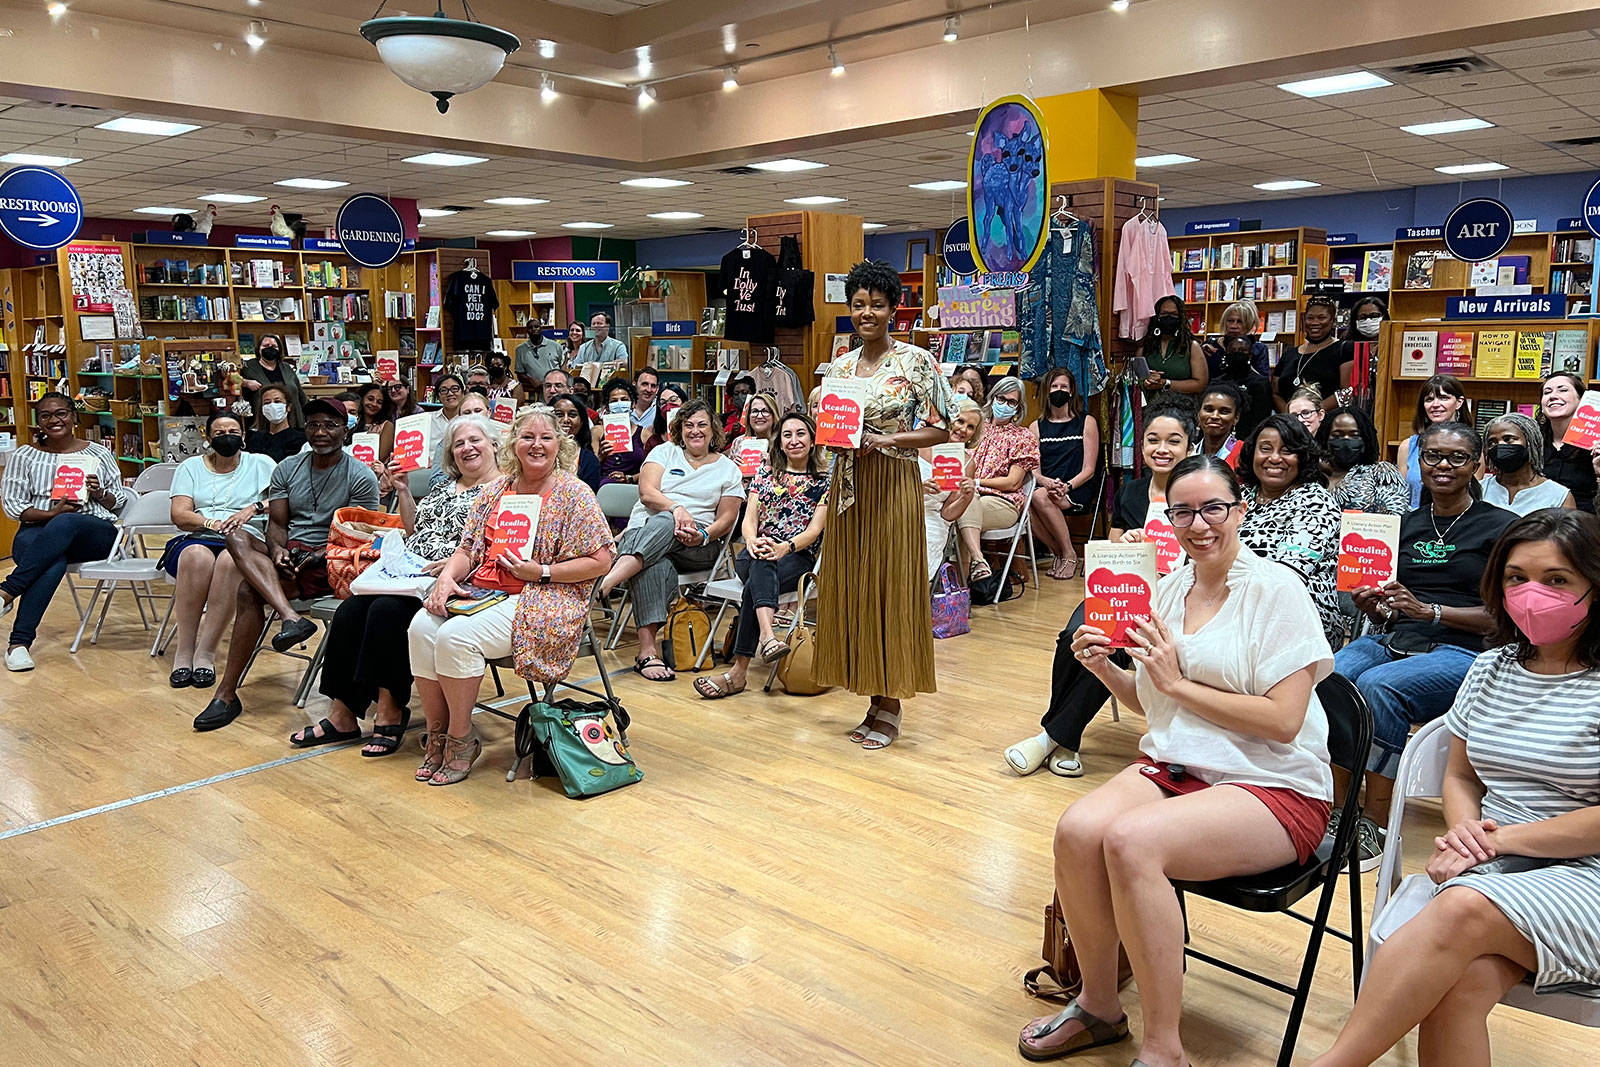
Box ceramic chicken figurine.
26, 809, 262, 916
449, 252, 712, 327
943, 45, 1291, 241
195, 203, 217, 237
268, 205, 295, 239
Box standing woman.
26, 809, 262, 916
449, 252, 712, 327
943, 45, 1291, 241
1397, 375, 1468, 509
1201, 299, 1270, 378
955, 375, 1039, 583
1317, 406, 1408, 515
1482, 413, 1573, 515
817, 260, 955, 752
1272, 295, 1351, 413
0, 392, 131, 671
1031, 368, 1101, 580
1539, 371, 1598, 511
245, 384, 307, 462
1138, 295, 1208, 397
238, 333, 307, 427
353, 382, 396, 462
551, 395, 602, 491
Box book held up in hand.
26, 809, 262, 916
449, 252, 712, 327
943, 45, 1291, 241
1562, 390, 1600, 449
1082, 541, 1159, 649
488, 494, 542, 562
349, 433, 380, 467
1337, 511, 1401, 592
1142, 501, 1186, 575
929, 442, 966, 492
50, 460, 91, 502
815, 377, 871, 449
391, 412, 432, 472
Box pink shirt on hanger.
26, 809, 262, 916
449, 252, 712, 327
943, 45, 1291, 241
1113, 216, 1176, 341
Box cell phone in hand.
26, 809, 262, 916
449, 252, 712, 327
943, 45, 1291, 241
1129, 356, 1150, 379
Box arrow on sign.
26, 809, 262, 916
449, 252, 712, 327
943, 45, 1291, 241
16, 214, 58, 227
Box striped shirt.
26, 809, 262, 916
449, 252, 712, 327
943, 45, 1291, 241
1, 443, 129, 523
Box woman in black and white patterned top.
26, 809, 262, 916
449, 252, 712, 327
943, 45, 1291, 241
289, 413, 503, 756
1310, 509, 1600, 1067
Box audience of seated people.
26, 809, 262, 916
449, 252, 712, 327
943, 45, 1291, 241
1030, 368, 1100, 581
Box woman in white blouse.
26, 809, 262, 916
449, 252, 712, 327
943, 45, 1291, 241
1018, 454, 1335, 1067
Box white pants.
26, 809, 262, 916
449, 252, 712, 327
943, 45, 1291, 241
407, 597, 517, 680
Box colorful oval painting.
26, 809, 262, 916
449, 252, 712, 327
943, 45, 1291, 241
966, 94, 1050, 274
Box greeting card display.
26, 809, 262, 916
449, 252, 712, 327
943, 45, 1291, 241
930, 442, 966, 492
349, 432, 381, 467
815, 376, 871, 449
736, 440, 768, 478
1336, 511, 1401, 592
488, 494, 542, 562
1082, 541, 1159, 649
602, 414, 633, 453
373, 351, 400, 382
1143, 501, 1186, 575
391, 411, 432, 472
50, 461, 91, 502
1563, 390, 1600, 449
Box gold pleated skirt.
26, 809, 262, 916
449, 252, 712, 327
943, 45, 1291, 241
815, 449, 937, 699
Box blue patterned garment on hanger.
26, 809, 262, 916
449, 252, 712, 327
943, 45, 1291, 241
1019, 218, 1108, 394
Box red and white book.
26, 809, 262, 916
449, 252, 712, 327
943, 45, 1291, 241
1143, 501, 1186, 575
373, 351, 400, 382
488, 493, 542, 562
1082, 541, 1159, 649
50, 460, 91, 502
603, 414, 633, 453
1563, 390, 1600, 449
391, 411, 432, 472
1337, 511, 1401, 593
815, 377, 871, 449
929, 442, 966, 492
492, 397, 517, 437
736, 439, 768, 478
349, 433, 380, 467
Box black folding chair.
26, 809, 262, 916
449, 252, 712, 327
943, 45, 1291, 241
1172, 672, 1374, 1067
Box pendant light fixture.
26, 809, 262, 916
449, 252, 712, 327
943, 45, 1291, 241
360, 2, 521, 114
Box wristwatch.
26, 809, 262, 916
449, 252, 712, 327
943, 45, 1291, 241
1430, 603, 1443, 626
253, 500, 268, 515
539, 564, 552, 585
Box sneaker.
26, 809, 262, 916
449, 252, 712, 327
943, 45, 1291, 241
1350, 816, 1385, 873
1324, 807, 1343, 842
5, 646, 34, 672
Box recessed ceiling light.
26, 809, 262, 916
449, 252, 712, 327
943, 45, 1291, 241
723, 67, 739, 91
133, 206, 186, 215
47, 2, 67, 16
485, 229, 537, 237
785, 195, 847, 205
648, 211, 705, 220
620, 177, 693, 188
1278, 71, 1390, 97
1135, 153, 1198, 167
275, 177, 350, 189
418, 207, 457, 217
636, 46, 652, 77
563, 221, 614, 229
1253, 179, 1321, 191
749, 159, 828, 172
403, 152, 487, 167
484, 196, 549, 206
909, 180, 967, 191
537, 39, 556, 59
0, 152, 81, 166
1401, 118, 1495, 136
199, 192, 266, 203
244, 20, 267, 48
95, 117, 199, 136
863, 222, 888, 230
1110, 0, 1130, 11
1435, 162, 1508, 174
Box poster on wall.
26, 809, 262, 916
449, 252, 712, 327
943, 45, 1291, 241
966, 95, 1049, 274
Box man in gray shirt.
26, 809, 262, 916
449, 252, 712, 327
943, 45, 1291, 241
514, 318, 567, 395
574, 312, 630, 366
196, 397, 380, 731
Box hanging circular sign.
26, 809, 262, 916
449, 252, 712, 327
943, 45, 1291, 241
335, 193, 406, 268
1582, 176, 1600, 239
0, 166, 83, 250
966, 94, 1050, 274
1442, 197, 1514, 262
942, 217, 977, 276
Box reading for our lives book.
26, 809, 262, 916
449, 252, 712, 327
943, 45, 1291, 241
930, 442, 966, 491
1083, 541, 1158, 649
815, 377, 871, 449
1563, 390, 1600, 449
603, 414, 633, 453
350, 433, 380, 466
391, 412, 432, 472
1143, 501, 1186, 575
50, 461, 90, 502
1337, 511, 1401, 592
489, 494, 541, 561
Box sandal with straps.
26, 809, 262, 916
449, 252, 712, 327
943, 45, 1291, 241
694, 673, 746, 700
415, 730, 448, 782
1017, 1000, 1130, 1062
849, 701, 881, 743
970, 559, 994, 583
861, 706, 902, 751
429, 730, 483, 786
361, 708, 412, 758
634, 655, 676, 682
758, 637, 790, 665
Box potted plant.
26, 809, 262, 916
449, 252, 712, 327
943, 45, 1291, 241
610, 265, 674, 303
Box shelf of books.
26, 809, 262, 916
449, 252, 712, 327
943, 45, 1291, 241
1166, 226, 1331, 334
1550, 223, 1594, 312
1373, 318, 1600, 462
1387, 233, 1556, 322
494, 277, 557, 354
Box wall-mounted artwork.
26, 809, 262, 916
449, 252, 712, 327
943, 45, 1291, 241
966, 95, 1049, 274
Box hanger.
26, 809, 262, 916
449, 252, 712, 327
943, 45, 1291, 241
1134, 196, 1159, 229
465, 257, 479, 276
765, 345, 782, 367
1050, 194, 1079, 227
737, 227, 758, 259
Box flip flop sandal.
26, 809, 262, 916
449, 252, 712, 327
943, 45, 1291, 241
694, 673, 746, 700
634, 655, 676, 682
758, 638, 791, 665
289, 717, 362, 748
1017, 1000, 1130, 1062
360, 708, 413, 757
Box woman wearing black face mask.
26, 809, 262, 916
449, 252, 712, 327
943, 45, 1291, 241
239, 332, 307, 429
1031, 368, 1101, 580
1483, 413, 1575, 515
1139, 295, 1208, 396
1316, 406, 1408, 516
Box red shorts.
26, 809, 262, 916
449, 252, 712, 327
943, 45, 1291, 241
286, 539, 333, 599
1133, 757, 1331, 864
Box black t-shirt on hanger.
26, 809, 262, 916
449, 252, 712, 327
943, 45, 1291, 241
720, 245, 777, 344
444, 268, 499, 352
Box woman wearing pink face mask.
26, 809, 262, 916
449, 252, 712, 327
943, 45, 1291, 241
1309, 508, 1600, 1067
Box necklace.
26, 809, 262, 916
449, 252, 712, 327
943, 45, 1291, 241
303, 453, 343, 513
1428, 502, 1467, 545
1192, 577, 1228, 608
205, 453, 241, 506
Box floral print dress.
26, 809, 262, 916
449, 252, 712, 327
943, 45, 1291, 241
826, 340, 955, 513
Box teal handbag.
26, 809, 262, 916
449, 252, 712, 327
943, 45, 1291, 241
516, 698, 642, 798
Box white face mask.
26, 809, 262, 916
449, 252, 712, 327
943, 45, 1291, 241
1355, 317, 1381, 338
263, 402, 288, 424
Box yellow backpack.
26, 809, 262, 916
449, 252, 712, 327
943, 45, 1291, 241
663, 595, 711, 672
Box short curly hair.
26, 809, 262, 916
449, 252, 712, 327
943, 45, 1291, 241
844, 259, 902, 309
668, 398, 727, 453
1238, 413, 1324, 489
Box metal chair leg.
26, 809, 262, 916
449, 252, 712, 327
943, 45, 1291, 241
295, 634, 329, 708
89, 581, 119, 645
605, 590, 633, 649
68, 581, 105, 653
1025, 522, 1040, 586
150, 590, 177, 657
1348, 862, 1365, 995
694, 599, 732, 671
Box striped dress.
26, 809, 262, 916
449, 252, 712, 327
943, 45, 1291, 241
1443, 646, 1600, 996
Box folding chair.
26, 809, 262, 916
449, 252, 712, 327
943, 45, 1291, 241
235, 596, 340, 706
68, 490, 178, 654
1368, 718, 1600, 1027
604, 530, 733, 651
132, 462, 180, 493
691, 550, 822, 692
1172, 672, 1374, 1067
980, 471, 1041, 589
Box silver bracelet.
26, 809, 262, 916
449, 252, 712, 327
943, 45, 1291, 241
1431, 603, 1443, 626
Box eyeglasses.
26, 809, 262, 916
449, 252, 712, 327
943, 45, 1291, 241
1419, 449, 1474, 469
1354, 313, 1385, 321
37, 408, 74, 422
1166, 500, 1242, 528
1291, 410, 1319, 423
436, 385, 463, 397
385, 383, 407, 392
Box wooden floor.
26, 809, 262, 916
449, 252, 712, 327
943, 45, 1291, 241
0, 568, 1590, 1066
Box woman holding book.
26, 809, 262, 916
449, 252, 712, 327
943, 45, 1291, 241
352, 382, 396, 463
1139, 296, 1208, 397
1397, 375, 1469, 509
1538, 371, 1598, 511
409, 408, 614, 785
1482, 413, 1574, 515
245, 384, 308, 462
921, 398, 982, 581
726, 392, 781, 479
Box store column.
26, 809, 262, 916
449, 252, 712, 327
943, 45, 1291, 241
1035, 89, 1138, 181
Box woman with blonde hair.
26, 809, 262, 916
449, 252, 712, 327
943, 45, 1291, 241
1202, 299, 1269, 377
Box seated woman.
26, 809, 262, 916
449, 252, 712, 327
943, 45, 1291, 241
1005, 405, 1198, 779
921, 399, 981, 581
551, 394, 602, 491
644, 382, 689, 454
386, 375, 421, 423
164, 411, 276, 688
0, 392, 132, 672
951, 364, 987, 402
956, 375, 1039, 583
290, 414, 502, 754
409, 409, 614, 785
352, 382, 395, 462
1334, 420, 1514, 868
1538, 371, 1598, 511
727, 392, 780, 477
1398, 375, 1469, 509
598, 399, 745, 682
1482, 412, 1574, 515
1310, 508, 1600, 1067
1317, 405, 1409, 515
696, 412, 829, 699
245, 384, 308, 462
1018, 454, 1334, 1066
1030, 368, 1101, 580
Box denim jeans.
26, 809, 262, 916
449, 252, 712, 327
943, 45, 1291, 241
1, 512, 118, 648
731, 548, 815, 658
1333, 634, 1480, 777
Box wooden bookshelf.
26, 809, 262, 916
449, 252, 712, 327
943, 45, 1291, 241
1166, 226, 1331, 334
1388, 232, 1556, 322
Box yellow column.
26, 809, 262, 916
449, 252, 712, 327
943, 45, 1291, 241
1035, 89, 1138, 182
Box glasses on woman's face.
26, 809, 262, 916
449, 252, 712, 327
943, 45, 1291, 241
386, 384, 406, 394
1166, 500, 1242, 528
38, 407, 73, 422
1420, 448, 1474, 469
437, 385, 463, 398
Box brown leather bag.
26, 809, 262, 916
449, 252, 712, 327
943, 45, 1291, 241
1023, 894, 1135, 1000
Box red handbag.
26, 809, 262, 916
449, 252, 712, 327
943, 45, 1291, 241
324, 506, 405, 598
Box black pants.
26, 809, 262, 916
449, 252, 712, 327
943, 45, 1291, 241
1040, 602, 1132, 749
317, 594, 422, 717
732, 548, 815, 658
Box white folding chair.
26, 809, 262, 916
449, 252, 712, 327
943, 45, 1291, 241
68, 490, 178, 653
692, 550, 822, 691
1366, 718, 1600, 1027
980, 471, 1041, 590
133, 462, 180, 492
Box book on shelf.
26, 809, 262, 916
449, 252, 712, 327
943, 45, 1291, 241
1361, 251, 1392, 292
1404, 254, 1436, 289
1473, 399, 1509, 437
1398, 330, 1437, 378
1552, 330, 1587, 375
1514, 332, 1550, 379
1475, 331, 1516, 377
1469, 260, 1498, 287
1436, 331, 1474, 376
238, 299, 264, 321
